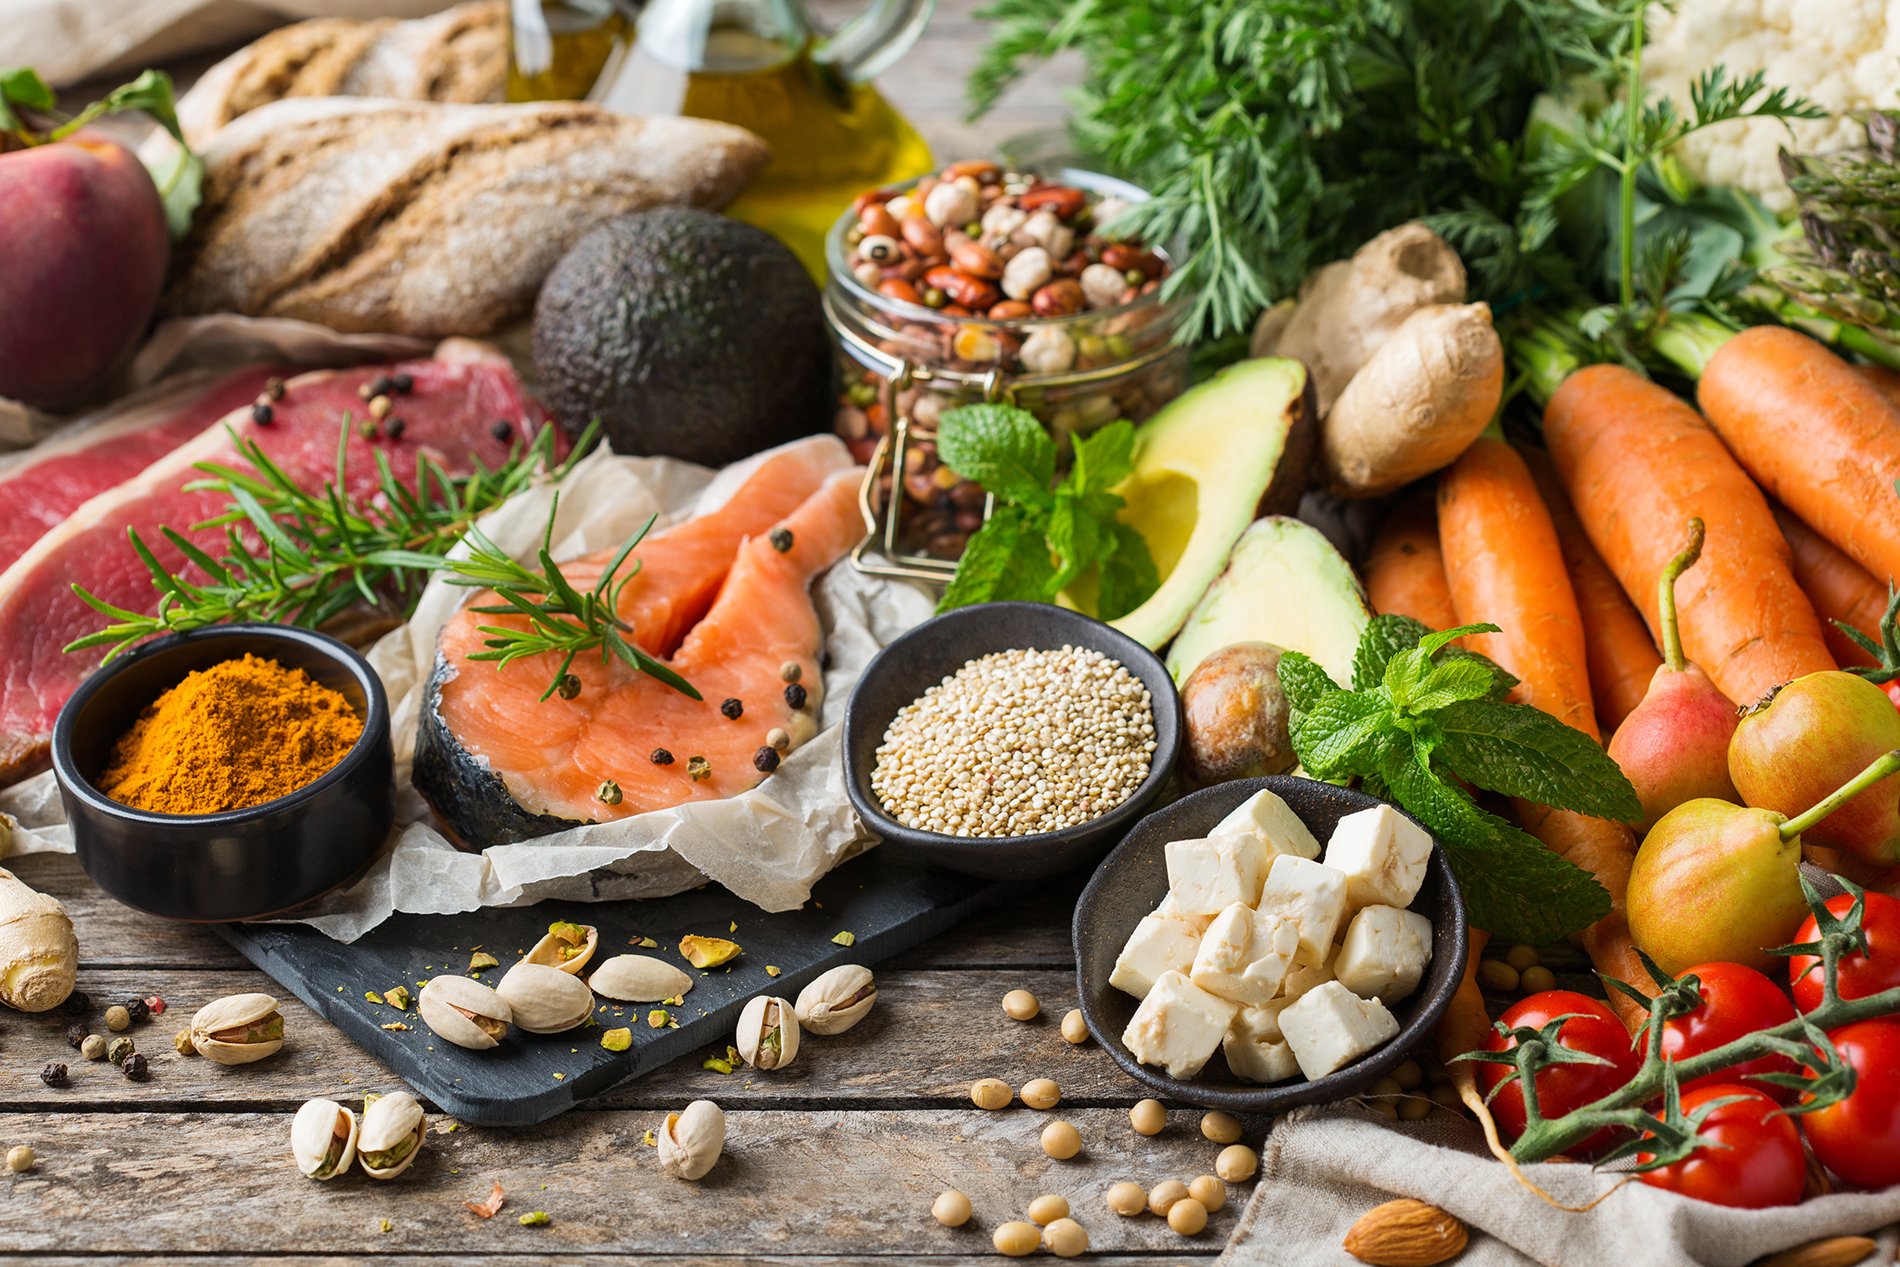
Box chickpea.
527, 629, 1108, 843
993, 1221, 1040, 1257
1167, 1197, 1209, 1235
931, 1190, 971, 1227
1105, 1181, 1146, 1216
1021, 1078, 1061, 1111
1060, 1009, 1090, 1044
1041, 1121, 1082, 1160
1392, 1059, 1424, 1090
1200, 1110, 1242, 1144
1187, 1174, 1226, 1212
1216, 1144, 1258, 1182
1521, 965, 1558, 994
1147, 1179, 1189, 1217
1130, 1099, 1166, 1136
1003, 989, 1040, 1021
1042, 1217, 1088, 1258
971, 1078, 1013, 1110
1504, 944, 1542, 971
1026, 1194, 1069, 1225
1477, 960, 1520, 991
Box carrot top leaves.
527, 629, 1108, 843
1281, 614, 1639, 943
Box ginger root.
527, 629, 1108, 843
0, 865, 78, 1012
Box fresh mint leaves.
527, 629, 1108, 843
935, 403, 1157, 617
1282, 614, 1640, 943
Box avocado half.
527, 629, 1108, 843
531, 208, 834, 467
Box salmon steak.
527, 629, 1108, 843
413, 440, 866, 847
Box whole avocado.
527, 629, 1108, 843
532, 208, 833, 466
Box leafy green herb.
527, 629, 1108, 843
935, 404, 1156, 617
1281, 614, 1639, 943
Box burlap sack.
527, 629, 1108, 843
1223, 1103, 1900, 1267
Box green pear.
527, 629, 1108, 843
1629, 750, 1900, 976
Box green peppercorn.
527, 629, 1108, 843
555, 673, 582, 700
846, 381, 878, 407
768, 527, 794, 553
687, 756, 711, 783
1125, 267, 1146, 286
105, 1037, 133, 1065
596, 780, 623, 806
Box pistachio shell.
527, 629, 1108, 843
524, 922, 598, 975
417, 976, 512, 1050
735, 996, 800, 1070
658, 1099, 725, 1180
190, 993, 284, 1065
587, 955, 693, 1003
495, 962, 593, 1034
794, 965, 877, 1035
358, 1091, 425, 1180
290, 1098, 357, 1180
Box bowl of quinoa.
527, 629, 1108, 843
843, 601, 1181, 880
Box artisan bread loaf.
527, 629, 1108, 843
163, 97, 771, 338
176, 1, 509, 147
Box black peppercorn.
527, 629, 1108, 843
121, 1053, 149, 1081
251, 402, 273, 426
58, 990, 89, 1017
720, 698, 744, 720
64, 1023, 87, 1049
265, 377, 286, 401
370, 374, 394, 397
555, 673, 582, 700
784, 683, 808, 710
384, 415, 407, 441
491, 418, 514, 442
753, 746, 780, 774
392, 372, 414, 394
39, 1063, 67, 1087
769, 527, 794, 553
123, 998, 150, 1023
650, 748, 674, 765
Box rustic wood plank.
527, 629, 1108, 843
0, 1109, 1249, 1256
7, 1259, 1209, 1265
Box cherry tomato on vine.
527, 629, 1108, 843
1884, 680, 1900, 713
1787, 891, 1900, 1013
1636, 1084, 1805, 1208
1660, 962, 1799, 1100
1801, 1018, 1900, 1189
1477, 990, 1640, 1157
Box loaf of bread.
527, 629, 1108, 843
162, 97, 771, 338
175, 1, 510, 148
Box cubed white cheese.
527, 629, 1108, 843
1213, 788, 1323, 862
1190, 903, 1300, 1007
1223, 1024, 1301, 1084
1121, 969, 1239, 1080
1255, 855, 1349, 962
1324, 804, 1433, 910
1333, 905, 1435, 1004
1281, 943, 1338, 999
1279, 980, 1401, 1079
1110, 914, 1205, 1001
1230, 997, 1295, 1045
1154, 891, 1214, 936
1165, 833, 1269, 916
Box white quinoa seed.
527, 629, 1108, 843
870, 645, 1156, 837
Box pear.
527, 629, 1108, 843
1629, 750, 1900, 976
1730, 671, 1900, 866
1606, 519, 1739, 833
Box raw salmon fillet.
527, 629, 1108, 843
418, 462, 866, 840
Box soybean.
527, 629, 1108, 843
1026, 1194, 1069, 1225
971, 1078, 1012, 1110
1042, 1217, 1088, 1258
1130, 1099, 1166, 1135
1021, 1078, 1060, 1111
1201, 1110, 1242, 1144
931, 1190, 971, 1227
1041, 1121, 1081, 1160
1477, 960, 1520, 991
1168, 1197, 1209, 1235
993, 1221, 1040, 1257
1504, 944, 1541, 971
1521, 965, 1557, 994
1188, 1174, 1226, 1212
1060, 1009, 1090, 1044
1003, 989, 1040, 1021
1216, 1144, 1258, 1182
1147, 1179, 1189, 1217
1106, 1181, 1146, 1216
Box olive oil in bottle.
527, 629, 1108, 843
506, 0, 635, 103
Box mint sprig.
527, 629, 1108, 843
935, 404, 1158, 618
1281, 615, 1639, 943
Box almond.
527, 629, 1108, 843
1342, 1199, 1469, 1266
1754, 1236, 1878, 1267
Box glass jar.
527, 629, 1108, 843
822, 169, 1189, 575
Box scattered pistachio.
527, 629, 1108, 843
793, 965, 876, 1034
831, 931, 856, 947
81, 1035, 108, 1061
642, 1130, 657, 1146
765, 966, 781, 977
638, 938, 659, 949
779, 661, 802, 683
687, 756, 711, 782
657, 1100, 725, 1180
386, 986, 411, 1010
105, 1036, 134, 1065
648, 1010, 670, 1029
6, 1146, 32, 1172
1003, 989, 1039, 1020
595, 780, 623, 806
702, 1056, 733, 1074
518, 1212, 550, 1227
380, 1023, 409, 1031
679, 935, 741, 969
932, 1189, 972, 1227
602, 1028, 632, 1052
104, 1005, 131, 1032
1060, 1009, 1090, 1044
378, 1219, 392, 1233
468, 951, 499, 973
736, 996, 800, 1071
366, 991, 385, 1004
768, 527, 794, 553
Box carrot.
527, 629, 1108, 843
1545, 363, 1835, 709
1363, 488, 1459, 630
1857, 362, 1900, 408
1520, 447, 1662, 735
1436, 927, 1490, 1089
1699, 326, 1900, 594
1775, 504, 1888, 670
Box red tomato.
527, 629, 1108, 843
1637, 1084, 1806, 1208
1885, 680, 1900, 713
1660, 962, 1799, 1100
1787, 891, 1900, 1013
1801, 1018, 1900, 1189
1478, 991, 1641, 1156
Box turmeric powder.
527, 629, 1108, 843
97, 654, 363, 815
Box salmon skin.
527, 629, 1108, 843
413, 452, 865, 848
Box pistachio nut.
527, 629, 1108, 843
794, 965, 877, 1035
679, 934, 741, 969
587, 954, 694, 1003
735, 996, 800, 1071
417, 976, 513, 1050
524, 921, 598, 976
291, 1098, 358, 1181
495, 962, 593, 1034
358, 1090, 425, 1180
189, 993, 285, 1065
657, 1099, 725, 1181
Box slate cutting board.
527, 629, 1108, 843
217, 848, 1007, 1126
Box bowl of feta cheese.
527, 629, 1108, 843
1074, 777, 1467, 1111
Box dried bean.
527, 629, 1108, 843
1031, 279, 1085, 317
859, 204, 900, 239
1001, 246, 1053, 301
987, 299, 1034, 321
950, 242, 1004, 279
1019, 185, 1086, 219
878, 279, 922, 305
900, 214, 943, 257
922, 267, 999, 311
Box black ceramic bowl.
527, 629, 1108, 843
1075, 776, 1467, 1112
843, 601, 1182, 881
53, 624, 394, 922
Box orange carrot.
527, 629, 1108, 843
1775, 504, 1888, 670
1545, 363, 1835, 709
1364, 488, 1459, 630
1436, 927, 1490, 1089
1856, 362, 1900, 406
1699, 326, 1900, 594
1520, 447, 1662, 735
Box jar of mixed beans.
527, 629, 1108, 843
823, 163, 1188, 573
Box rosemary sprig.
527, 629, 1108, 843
446, 500, 701, 703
